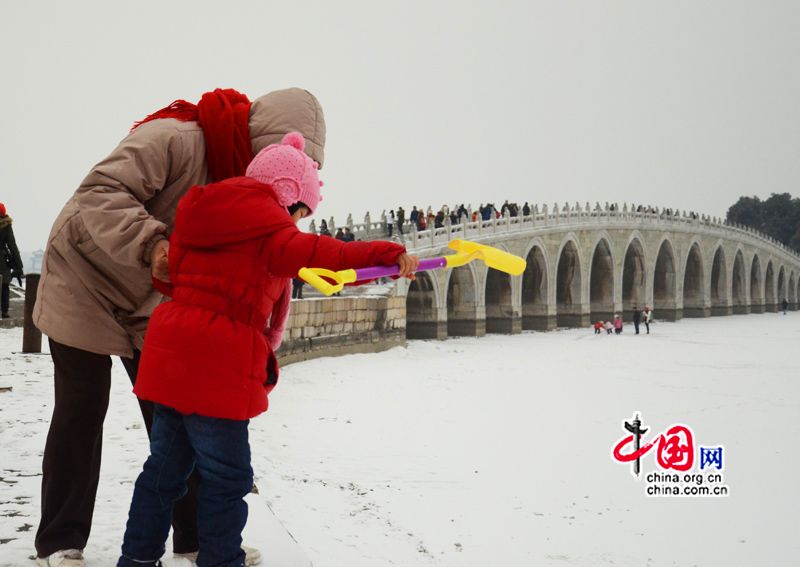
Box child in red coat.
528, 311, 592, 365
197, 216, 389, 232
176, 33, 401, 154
118, 133, 418, 567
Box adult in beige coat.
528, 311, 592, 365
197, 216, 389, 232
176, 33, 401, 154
33, 88, 325, 567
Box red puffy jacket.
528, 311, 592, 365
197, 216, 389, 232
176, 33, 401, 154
134, 177, 405, 420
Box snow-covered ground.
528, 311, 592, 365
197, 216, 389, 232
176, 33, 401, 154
1, 314, 798, 567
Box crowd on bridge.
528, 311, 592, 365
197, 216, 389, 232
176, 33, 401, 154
312, 200, 716, 241
383, 201, 534, 236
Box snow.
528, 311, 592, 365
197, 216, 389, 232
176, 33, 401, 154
1, 314, 799, 567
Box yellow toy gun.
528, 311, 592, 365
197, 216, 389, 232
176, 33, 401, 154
298, 239, 526, 296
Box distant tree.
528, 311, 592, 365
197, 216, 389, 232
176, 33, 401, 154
726, 196, 763, 229
726, 193, 800, 252
791, 226, 800, 253
762, 193, 800, 245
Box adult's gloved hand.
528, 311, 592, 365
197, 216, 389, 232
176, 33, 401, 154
13, 270, 23, 287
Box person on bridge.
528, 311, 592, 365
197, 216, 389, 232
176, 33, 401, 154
32, 87, 326, 567
0, 202, 24, 319
292, 277, 305, 299
386, 210, 395, 237
318, 218, 331, 236
117, 132, 418, 567
781, 299, 789, 314
396, 206, 405, 235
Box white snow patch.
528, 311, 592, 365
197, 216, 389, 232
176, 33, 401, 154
1, 314, 798, 566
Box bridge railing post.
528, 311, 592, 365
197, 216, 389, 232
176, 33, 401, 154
22, 274, 42, 354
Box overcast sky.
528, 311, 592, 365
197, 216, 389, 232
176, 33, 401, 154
2, 1, 798, 250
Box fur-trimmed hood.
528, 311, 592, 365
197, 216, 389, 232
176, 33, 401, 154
33, 87, 327, 357
0, 216, 11, 230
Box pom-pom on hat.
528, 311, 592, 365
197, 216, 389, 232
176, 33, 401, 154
245, 132, 323, 215
0, 203, 5, 216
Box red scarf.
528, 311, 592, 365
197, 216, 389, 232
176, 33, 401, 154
133, 88, 253, 182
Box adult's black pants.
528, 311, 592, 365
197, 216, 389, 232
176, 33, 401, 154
35, 339, 200, 557
1, 282, 9, 315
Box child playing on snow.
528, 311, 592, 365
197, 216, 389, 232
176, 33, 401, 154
593, 320, 604, 334
604, 320, 613, 334
613, 314, 623, 335
117, 132, 418, 567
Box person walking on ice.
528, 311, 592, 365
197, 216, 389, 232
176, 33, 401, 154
642, 305, 653, 333
0, 202, 24, 319
117, 132, 418, 567
632, 305, 642, 335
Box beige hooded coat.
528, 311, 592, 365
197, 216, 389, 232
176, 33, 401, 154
33, 88, 325, 357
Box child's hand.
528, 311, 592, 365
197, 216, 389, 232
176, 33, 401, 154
396, 253, 420, 279
150, 240, 171, 282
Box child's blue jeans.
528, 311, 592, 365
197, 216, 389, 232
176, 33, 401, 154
118, 404, 253, 567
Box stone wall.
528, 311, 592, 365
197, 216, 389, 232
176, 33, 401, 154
276, 295, 407, 365
4, 293, 407, 366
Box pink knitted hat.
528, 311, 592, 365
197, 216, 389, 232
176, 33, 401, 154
245, 132, 323, 215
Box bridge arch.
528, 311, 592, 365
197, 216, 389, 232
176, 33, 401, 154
446, 265, 482, 337
765, 261, 776, 312
485, 242, 520, 333
589, 235, 615, 322
622, 236, 647, 316
522, 240, 551, 330
406, 272, 442, 339
682, 241, 707, 317
397, 207, 800, 334
710, 245, 729, 315
555, 234, 585, 327
750, 255, 764, 312
653, 238, 678, 320
731, 249, 747, 314
778, 266, 787, 306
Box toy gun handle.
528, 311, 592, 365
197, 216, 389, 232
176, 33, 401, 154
353, 257, 447, 281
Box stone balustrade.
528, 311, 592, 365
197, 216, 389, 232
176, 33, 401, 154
311, 202, 799, 261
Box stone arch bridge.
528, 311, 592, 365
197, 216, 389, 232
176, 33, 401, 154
344, 204, 800, 339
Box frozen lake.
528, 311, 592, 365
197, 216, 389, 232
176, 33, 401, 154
1, 313, 798, 566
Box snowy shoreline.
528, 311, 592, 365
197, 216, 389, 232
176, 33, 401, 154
2, 314, 799, 566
